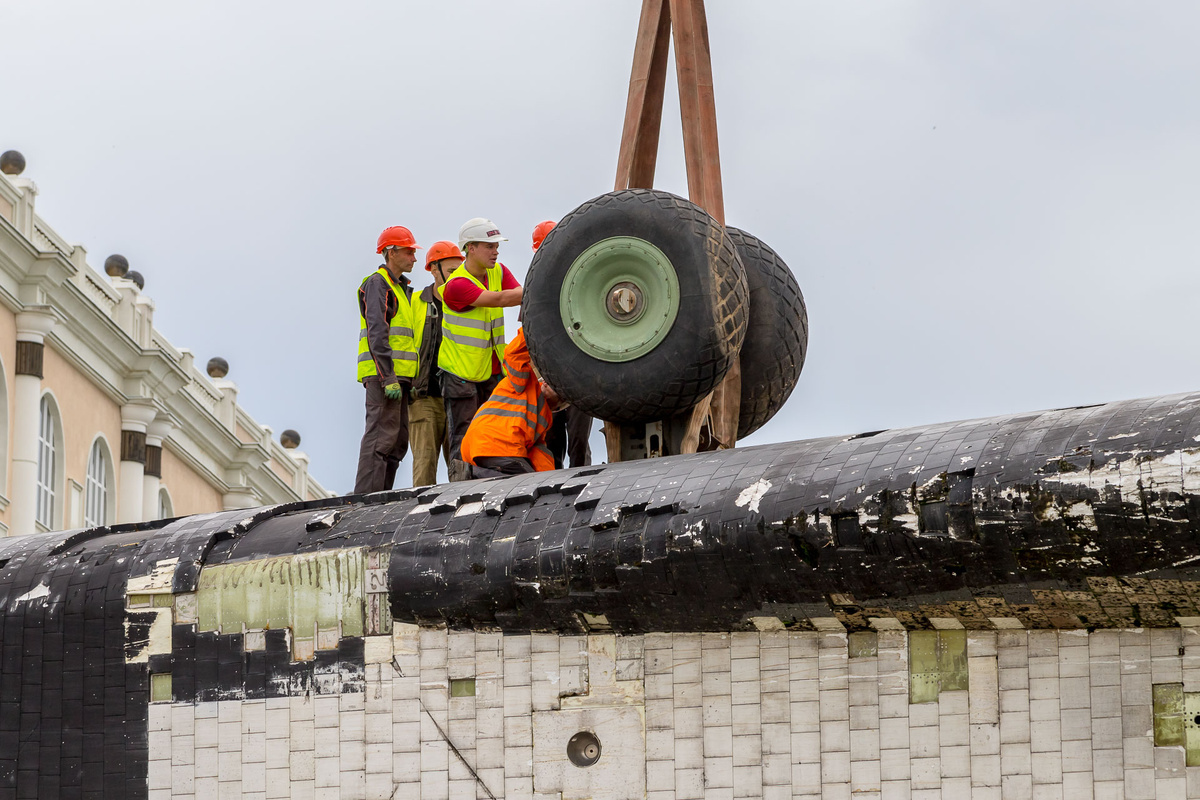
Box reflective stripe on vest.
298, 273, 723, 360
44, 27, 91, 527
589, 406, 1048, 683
459, 329, 554, 472
357, 268, 417, 381
437, 264, 507, 382
411, 293, 429, 371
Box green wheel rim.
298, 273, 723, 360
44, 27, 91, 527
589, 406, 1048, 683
559, 236, 680, 363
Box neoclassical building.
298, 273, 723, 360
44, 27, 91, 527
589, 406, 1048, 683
0, 152, 330, 536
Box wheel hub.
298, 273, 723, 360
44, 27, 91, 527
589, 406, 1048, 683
559, 236, 681, 363
606, 282, 644, 323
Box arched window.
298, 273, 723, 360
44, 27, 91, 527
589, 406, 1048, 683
36, 396, 56, 528
84, 439, 112, 528
157, 487, 173, 520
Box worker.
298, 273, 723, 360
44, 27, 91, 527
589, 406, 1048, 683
439, 217, 523, 481
354, 226, 420, 493
531, 220, 594, 468
460, 327, 557, 477
408, 241, 459, 486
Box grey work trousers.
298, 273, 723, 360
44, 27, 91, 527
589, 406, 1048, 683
409, 395, 449, 487
546, 405, 593, 468
354, 377, 409, 494
470, 455, 536, 479
442, 371, 502, 482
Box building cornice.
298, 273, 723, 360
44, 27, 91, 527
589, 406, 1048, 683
0, 171, 331, 508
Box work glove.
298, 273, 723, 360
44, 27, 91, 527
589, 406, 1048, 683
383, 382, 404, 400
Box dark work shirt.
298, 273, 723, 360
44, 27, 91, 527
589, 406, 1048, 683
358, 266, 412, 385
412, 284, 444, 398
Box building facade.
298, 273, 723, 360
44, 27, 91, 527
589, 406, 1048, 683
0, 156, 329, 537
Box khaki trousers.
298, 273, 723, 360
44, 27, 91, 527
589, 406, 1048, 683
409, 395, 448, 487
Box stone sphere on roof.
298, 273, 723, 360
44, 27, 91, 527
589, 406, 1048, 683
0, 151, 26, 176
206, 357, 229, 379
104, 254, 130, 278
126, 271, 144, 290
280, 430, 301, 449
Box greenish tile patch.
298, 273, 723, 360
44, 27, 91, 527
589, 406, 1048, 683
128, 594, 151, 608
909, 629, 969, 703
848, 631, 878, 659
909, 631, 940, 704
195, 548, 372, 659
450, 678, 476, 698
152, 594, 174, 608
1186, 691, 1200, 766
196, 570, 219, 632
1153, 683, 1184, 747
150, 673, 172, 703
938, 629, 968, 692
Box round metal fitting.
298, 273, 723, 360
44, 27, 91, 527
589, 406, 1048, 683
206, 357, 229, 379
127, 270, 145, 290
566, 730, 602, 767
0, 150, 26, 176
104, 254, 129, 278
280, 430, 301, 449
606, 281, 645, 323
559, 236, 680, 363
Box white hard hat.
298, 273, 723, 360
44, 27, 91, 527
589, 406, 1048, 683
458, 217, 508, 250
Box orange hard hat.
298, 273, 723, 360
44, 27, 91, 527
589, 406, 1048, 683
377, 226, 421, 254
532, 220, 556, 251
425, 241, 464, 270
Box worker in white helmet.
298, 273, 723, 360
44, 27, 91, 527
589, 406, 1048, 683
438, 217, 524, 481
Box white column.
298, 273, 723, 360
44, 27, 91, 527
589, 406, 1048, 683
222, 489, 259, 511
142, 417, 174, 520
10, 309, 57, 536
118, 402, 158, 524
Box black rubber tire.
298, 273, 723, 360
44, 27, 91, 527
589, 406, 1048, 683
726, 227, 808, 439
524, 189, 748, 424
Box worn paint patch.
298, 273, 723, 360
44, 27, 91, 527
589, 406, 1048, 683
195, 547, 378, 660
12, 583, 49, 604
1186, 691, 1200, 766
126, 557, 179, 595
909, 629, 968, 703
150, 673, 172, 703
1153, 683, 1185, 747
848, 631, 878, 658
735, 479, 772, 513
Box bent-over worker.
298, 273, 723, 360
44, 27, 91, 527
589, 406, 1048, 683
460, 327, 557, 477
439, 217, 523, 481
408, 241, 460, 486
531, 220, 594, 468
354, 226, 420, 493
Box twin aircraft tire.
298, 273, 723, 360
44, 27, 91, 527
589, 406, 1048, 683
523, 190, 806, 433
524, 189, 748, 424
727, 227, 809, 439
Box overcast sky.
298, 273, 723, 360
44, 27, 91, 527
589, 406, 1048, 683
5, 2, 1200, 496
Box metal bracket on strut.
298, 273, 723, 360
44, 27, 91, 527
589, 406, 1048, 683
604, 408, 724, 462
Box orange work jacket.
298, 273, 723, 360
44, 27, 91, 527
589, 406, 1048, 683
461, 328, 555, 472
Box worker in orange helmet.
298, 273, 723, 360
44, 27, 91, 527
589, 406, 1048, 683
354, 225, 420, 493
531, 220, 594, 469
531, 220, 556, 252
408, 241, 461, 486
461, 327, 558, 477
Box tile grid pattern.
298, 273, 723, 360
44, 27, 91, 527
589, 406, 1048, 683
147, 628, 1200, 800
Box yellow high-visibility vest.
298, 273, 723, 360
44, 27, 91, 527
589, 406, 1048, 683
437, 264, 506, 382
357, 267, 417, 382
